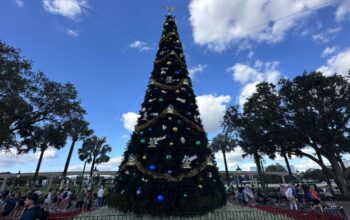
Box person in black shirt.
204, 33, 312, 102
20, 193, 39, 220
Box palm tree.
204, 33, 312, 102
20, 124, 67, 187
78, 136, 112, 189
210, 133, 236, 185
60, 118, 92, 189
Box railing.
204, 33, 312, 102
53, 210, 293, 220
50, 207, 348, 220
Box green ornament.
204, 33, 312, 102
140, 138, 146, 144
166, 154, 172, 160
183, 193, 187, 198
195, 140, 201, 146
140, 131, 144, 135
159, 98, 164, 102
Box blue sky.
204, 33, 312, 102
1, 0, 350, 174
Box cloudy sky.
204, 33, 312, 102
1, 0, 350, 174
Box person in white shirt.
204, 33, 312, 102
44, 188, 53, 206
97, 186, 104, 207
285, 184, 298, 210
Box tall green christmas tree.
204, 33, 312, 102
111, 12, 226, 215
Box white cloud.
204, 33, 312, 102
122, 134, 130, 139
42, 0, 87, 19
129, 41, 152, 52
65, 29, 78, 37
312, 27, 342, 43
188, 0, 333, 52
213, 146, 255, 171
317, 47, 350, 76
335, 1, 350, 21
0, 148, 57, 169
227, 60, 282, 106
293, 160, 320, 171
14, 0, 24, 7
321, 46, 338, 57
68, 156, 122, 172
121, 112, 140, 132
188, 64, 207, 79
196, 94, 231, 132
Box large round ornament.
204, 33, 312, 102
149, 164, 156, 171
157, 194, 165, 202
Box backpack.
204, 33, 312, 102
34, 206, 49, 220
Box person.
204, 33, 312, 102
97, 186, 104, 207
285, 183, 298, 210
76, 188, 86, 209
19, 192, 48, 220
0, 194, 17, 216
323, 186, 336, 208
308, 185, 323, 212
44, 188, 53, 206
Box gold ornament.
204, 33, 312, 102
198, 184, 203, 189
142, 155, 147, 160
172, 127, 178, 132
169, 142, 174, 146
126, 154, 136, 166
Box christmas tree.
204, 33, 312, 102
111, 12, 226, 216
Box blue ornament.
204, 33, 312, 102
157, 194, 165, 202
149, 164, 156, 171
136, 188, 142, 195
175, 70, 181, 74
148, 127, 152, 131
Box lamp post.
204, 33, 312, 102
296, 169, 303, 185
236, 166, 242, 188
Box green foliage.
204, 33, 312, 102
302, 168, 331, 182
210, 133, 236, 153
0, 40, 86, 151
78, 135, 112, 176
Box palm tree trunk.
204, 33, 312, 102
61, 138, 77, 186
32, 148, 46, 187
222, 150, 230, 185
89, 158, 96, 177
282, 152, 293, 177
78, 160, 87, 192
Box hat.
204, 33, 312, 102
26, 193, 39, 204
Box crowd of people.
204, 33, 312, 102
230, 184, 338, 212
0, 185, 107, 219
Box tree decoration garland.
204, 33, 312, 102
120, 156, 213, 182
154, 50, 186, 67
135, 105, 204, 132
148, 78, 190, 91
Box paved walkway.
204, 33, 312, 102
337, 201, 350, 219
